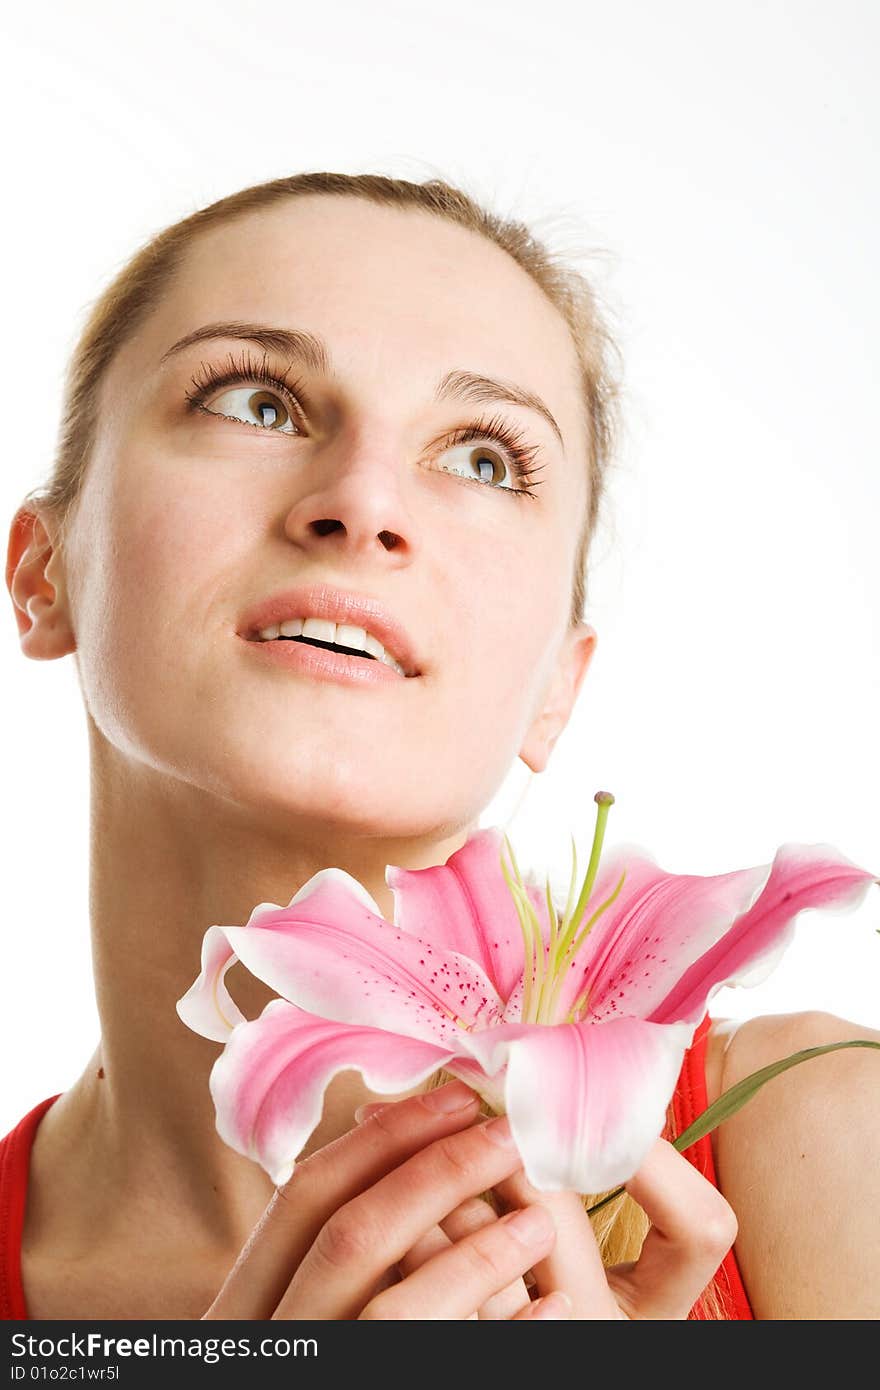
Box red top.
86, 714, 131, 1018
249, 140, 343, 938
0, 1093, 60, 1320
0, 1017, 754, 1320
666, 1013, 754, 1319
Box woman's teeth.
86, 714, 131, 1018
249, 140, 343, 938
255, 617, 408, 677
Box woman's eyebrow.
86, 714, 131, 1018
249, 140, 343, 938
160, 320, 566, 454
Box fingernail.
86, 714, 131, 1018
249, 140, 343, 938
354, 1101, 390, 1124
421, 1081, 480, 1113
528, 1290, 572, 1320
502, 1204, 555, 1245
482, 1115, 515, 1147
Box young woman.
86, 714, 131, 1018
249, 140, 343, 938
3, 173, 878, 1321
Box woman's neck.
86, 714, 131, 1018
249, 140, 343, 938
34, 734, 470, 1263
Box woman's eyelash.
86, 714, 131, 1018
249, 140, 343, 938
184, 349, 306, 427
436, 414, 546, 500
183, 350, 547, 500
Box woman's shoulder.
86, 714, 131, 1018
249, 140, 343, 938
707, 1009, 880, 1318
706, 1007, 880, 1099
709, 1007, 880, 1105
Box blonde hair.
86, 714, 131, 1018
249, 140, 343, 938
19, 169, 726, 1317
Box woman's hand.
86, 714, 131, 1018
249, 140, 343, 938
491, 1137, 739, 1320
202, 1080, 568, 1320
203, 1077, 737, 1320
363, 1101, 740, 1320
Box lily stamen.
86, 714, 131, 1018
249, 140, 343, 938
544, 870, 628, 1024
500, 847, 541, 1021
553, 792, 615, 966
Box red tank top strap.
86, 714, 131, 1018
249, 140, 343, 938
666, 1015, 753, 1319
0, 1095, 61, 1320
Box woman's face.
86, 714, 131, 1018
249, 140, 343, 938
56, 196, 596, 839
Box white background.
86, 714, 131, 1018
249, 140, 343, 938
1, 1, 878, 1135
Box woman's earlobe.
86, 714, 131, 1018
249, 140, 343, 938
518, 717, 562, 774
517, 622, 598, 772
7, 506, 77, 659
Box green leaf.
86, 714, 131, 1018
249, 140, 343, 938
586, 1038, 880, 1217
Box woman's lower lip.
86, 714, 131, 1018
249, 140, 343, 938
238, 636, 415, 686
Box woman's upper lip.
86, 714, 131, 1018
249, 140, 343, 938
236, 583, 422, 677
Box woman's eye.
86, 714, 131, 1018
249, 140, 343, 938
201, 387, 299, 434
437, 441, 514, 489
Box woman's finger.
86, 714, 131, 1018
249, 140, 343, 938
608, 1137, 738, 1319
203, 1080, 482, 1319
399, 1196, 533, 1319
495, 1137, 738, 1320
359, 1203, 557, 1319
276, 1114, 527, 1318
511, 1291, 573, 1320
356, 1104, 529, 1319
442, 1197, 533, 1319
396, 1221, 479, 1318
493, 1169, 618, 1320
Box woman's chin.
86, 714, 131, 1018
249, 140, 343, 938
210, 768, 443, 841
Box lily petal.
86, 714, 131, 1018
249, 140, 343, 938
462, 1015, 693, 1192
386, 826, 550, 1002
648, 843, 878, 1026
175, 877, 382, 1042
217, 862, 506, 1045
440, 1055, 507, 1112
210, 999, 459, 1187
177, 867, 504, 1051
222, 917, 503, 1049
175, 893, 322, 1042
176, 923, 248, 1042
558, 845, 770, 1024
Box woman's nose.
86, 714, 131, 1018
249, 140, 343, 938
281, 436, 416, 562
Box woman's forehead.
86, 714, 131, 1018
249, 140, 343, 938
107, 198, 588, 478
170, 201, 581, 388
181, 196, 545, 309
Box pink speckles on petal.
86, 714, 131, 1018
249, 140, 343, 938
221, 908, 504, 1050
386, 827, 548, 1002
555, 848, 769, 1024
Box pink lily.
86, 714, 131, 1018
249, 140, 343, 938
176, 795, 878, 1193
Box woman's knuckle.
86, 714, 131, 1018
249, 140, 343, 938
690, 1196, 738, 1256
365, 1105, 400, 1142
459, 1231, 513, 1285
448, 1196, 496, 1232
433, 1133, 481, 1184
312, 1207, 378, 1271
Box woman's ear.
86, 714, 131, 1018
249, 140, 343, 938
6, 504, 77, 659
518, 622, 597, 773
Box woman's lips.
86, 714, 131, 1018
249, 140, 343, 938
238, 634, 415, 687
236, 583, 422, 676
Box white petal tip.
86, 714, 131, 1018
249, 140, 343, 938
288, 865, 384, 916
